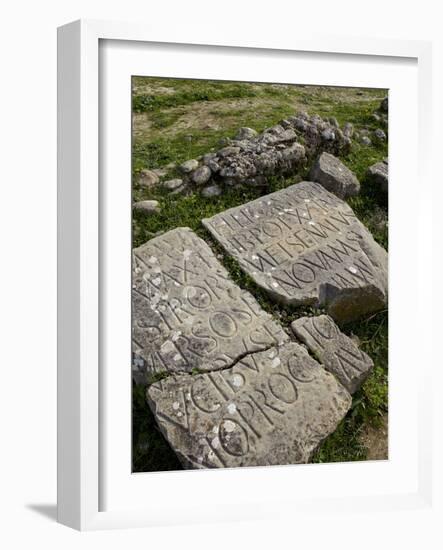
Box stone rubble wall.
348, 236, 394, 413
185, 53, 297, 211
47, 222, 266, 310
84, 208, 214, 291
154, 112, 352, 194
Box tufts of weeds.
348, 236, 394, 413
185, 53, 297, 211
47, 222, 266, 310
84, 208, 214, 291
312, 416, 368, 463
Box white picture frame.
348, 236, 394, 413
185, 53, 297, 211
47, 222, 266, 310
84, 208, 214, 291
57, 19, 434, 531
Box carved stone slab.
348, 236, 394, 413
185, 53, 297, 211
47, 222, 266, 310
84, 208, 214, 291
132, 228, 289, 381
202, 181, 388, 322
147, 342, 351, 468
292, 315, 374, 394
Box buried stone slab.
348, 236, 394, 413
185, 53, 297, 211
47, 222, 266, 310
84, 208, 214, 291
147, 342, 352, 468
291, 315, 374, 394
203, 181, 388, 323
132, 228, 289, 382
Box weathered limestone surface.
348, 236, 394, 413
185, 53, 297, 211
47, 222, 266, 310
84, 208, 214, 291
203, 181, 388, 322
309, 152, 360, 199
291, 315, 374, 393
132, 228, 289, 382
147, 342, 352, 468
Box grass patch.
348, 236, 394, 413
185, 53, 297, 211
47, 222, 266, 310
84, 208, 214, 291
133, 80, 257, 113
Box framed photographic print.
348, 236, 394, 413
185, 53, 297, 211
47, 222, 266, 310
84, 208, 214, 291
57, 19, 433, 530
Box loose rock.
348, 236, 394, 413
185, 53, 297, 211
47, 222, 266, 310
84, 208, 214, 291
133, 200, 160, 214
234, 127, 258, 140
366, 159, 388, 193
218, 146, 241, 157
380, 96, 388, 112
163, 178, 184, 191
203, 181, 388, 323
151, 167, 168, 178
291, 315, 374, 393
343, 122, 354, 138
359, 136, 372, 146
132, 228, 289, 382
171, 184, 189, 195
373, 128, 387, 141
138, 169, 160, 188
201, 184, 222, 198
180, 159, 199, 173
202, 153, 217, 164
147, 342, 351, 468
309, 152, 360, 199
192, 165, 212, 185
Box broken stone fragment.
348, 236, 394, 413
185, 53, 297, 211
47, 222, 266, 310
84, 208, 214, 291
151, 167, 168, 178
170, 184, 189, 196
262, 128, 297, 144
146, 342, 352, 468
293, 117, 308, 132
192, 165, 212, 185
321, 129, 335, 141
201, 184, 222, 198
137, 169, 160, 188
202, 152, 217, 164
202, 181, 388, 323
343, 122, 354, 138
291, 315, 374, 393
179, 159, 199, 173
132, 228, 289, 382
218, 146, 241, 157
373, 128, 387, 141
309, 152, 360, 199
133, 200, 160, 214
366, 159, 388, 193
234, 127, 258, 140
163, 178, 184, 191
359, 135, 372, 146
